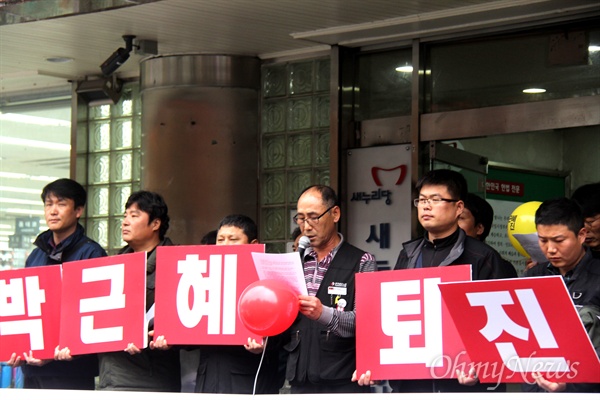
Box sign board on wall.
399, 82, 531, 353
346, 145, 412, 270
485, 167, 565, 276
487, 199, 527, 274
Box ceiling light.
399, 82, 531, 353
46, 56, 73, 63
589, 45, 600, 52
523, 88, 546, 94
395, 65, 413, 73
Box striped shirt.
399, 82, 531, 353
302, 233, 376, 337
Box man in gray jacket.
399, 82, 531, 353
56, 190, 181, 391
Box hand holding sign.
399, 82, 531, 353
238, 280, 298, 337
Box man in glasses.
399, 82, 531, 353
391, 169, 513, 393
285, 185, 376, 393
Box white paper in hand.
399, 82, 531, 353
251, 252, 308, 295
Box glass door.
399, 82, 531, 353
427, 141, 488, 197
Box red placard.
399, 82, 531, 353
154, 244, 264, 345
59, 252, 147, 355
356, 265, 471, 380
0, 265, 62, 360
439, 276, 600, 384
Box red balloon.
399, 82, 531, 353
238, 279, 299, 337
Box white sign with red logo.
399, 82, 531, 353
0, 265, 62, 360
59, 252, 148, 355
346, 145, 412, 270
439, 276, 600, 383
154, 244, 264, 345
356, 265, 471, 379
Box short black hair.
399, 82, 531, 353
200, 229, 217, 245
41, 178, 87, 209
125, 191, 170, 240
463, 193, 494, 241
291, 227, 302, 241
416, 169, 468, 201
535, 197, 583, 235
218, 214, 258, 242
572, 182, 600, 219
298, 185, 338, 208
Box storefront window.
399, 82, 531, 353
355, 49, 412, 121
427, 25, 600, 112
0, 98, 71, 268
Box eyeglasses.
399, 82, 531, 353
584, 215, 600, 228
413, 197, 458, 207
293, 205, 335, 226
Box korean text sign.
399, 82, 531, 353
154, 244, 264, 345
0, 265, 62, 360
439, 276, 600, 383
60, 252, 148, 355
356, 265, 471, 379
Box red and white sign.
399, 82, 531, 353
356, 265, 471, 379
346, 145, 412, 271
439, 276, 600, 383
154, 244, 264, 345
0, 265, 62, 360
59, 252, 148, 355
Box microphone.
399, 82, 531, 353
298, 236, 310, 250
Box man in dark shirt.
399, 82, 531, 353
354, 171, 516, 391
524, 197, 600, 393
392, 170, 515, 392
193, 214, 281, 394
572, 182, 600, 260
459, 193, 516, 277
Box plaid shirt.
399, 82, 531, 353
302, 233, 376, 337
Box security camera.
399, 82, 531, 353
100, 35, 136, 76
100, 47, 130, 76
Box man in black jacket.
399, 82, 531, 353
194, 214, 280, 394
391, 169, 514, 392
459, 193, 516, 277
97, 190, 181, 392
6, 178, 105, 390
285, 185, 376, 393
523, 197, 600, 393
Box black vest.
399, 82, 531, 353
285, 241, 365, 385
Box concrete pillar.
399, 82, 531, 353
140, 54, 260, 244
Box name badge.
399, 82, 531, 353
328, 286, 347, 295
